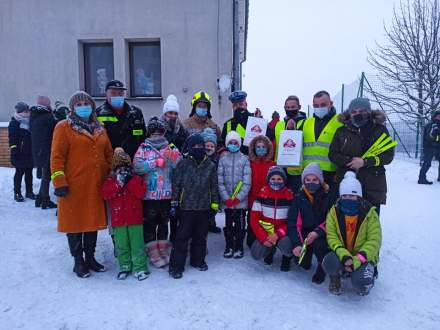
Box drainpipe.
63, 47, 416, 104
233, 0, 241, 91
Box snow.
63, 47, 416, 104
1, 158, 440, 330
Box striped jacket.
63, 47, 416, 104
250, 186, 294, 243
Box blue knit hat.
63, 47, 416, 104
201, 128, 217, 147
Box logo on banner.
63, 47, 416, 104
283, 139, 296, 148
250, 125, 263, 133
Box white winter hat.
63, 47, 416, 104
163, 94, 180, 114
339, 171, 363, 197
225, 131, 242, 147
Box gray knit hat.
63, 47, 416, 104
301, 163, 324, 184
347, 97, 371, 113
267, 166, 287, 183
68, 91, 96, 112
201, 128, 217, 147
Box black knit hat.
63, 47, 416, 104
186, 133, 204, 149
266, 166, 287, 183
15, 102, 29, 113
147, 116, 166, 137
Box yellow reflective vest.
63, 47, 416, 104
302, 115, 343, 172
226, 120, 246, 138
274, 119, 304, 175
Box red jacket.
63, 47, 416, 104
100, 175, 146, 228
250, 186, 294, 243
249, 159, 276, 208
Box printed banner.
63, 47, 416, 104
276, 130, 303, 167
243, 117, 268, 146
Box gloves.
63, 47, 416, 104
155, 158, 165, 168
54, 186, 69, 197
225, 198, 241, 208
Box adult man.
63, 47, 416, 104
273, 95, 308, 192
96, 80, 146, 158
302, 91, 343, 189
418, 109, 440, 184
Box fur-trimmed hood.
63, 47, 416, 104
338, 109, 386, 126
248, 135, 274, 161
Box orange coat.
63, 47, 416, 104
51, 120, 113, 233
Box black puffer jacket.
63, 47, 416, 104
8, 117, 33, 168
423, 121, 440, 150
329, 110, 394, 205
172, 155, 219, 211
30, 106, 57, 167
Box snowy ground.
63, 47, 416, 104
1, 158, 440, 330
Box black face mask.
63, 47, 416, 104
190, 148, 206, 162
305, 182, 320, 193
234, 107, 248, 120
168, 118, 176, 131
285, 110, 298, 119
351, 113, 370, 128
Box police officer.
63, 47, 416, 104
96, 80, 146, 158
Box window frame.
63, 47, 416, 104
83, 42, 115, 97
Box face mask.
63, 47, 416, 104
167, 118, 176, 130
351, 113, 370, 128
190, 147, 206, 161
75, 105, 92, 119
196, 108, 208, 117
227, 144, 240, 153
314, 107, 329, 119
110, 96, 125, 108
234, 107, 248, 119
285, 110, 298, 119
255, 146, 268, 157
269, 182, 285, 191
339, 199, 360, 216
305, 182, 321, 193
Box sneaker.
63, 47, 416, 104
169, 270, 183, 279
280, 256, 291, 272
191, 262, 208, 271
418, 178, 433, 185
233, 249, 244, 259
329, 276, 342, 295
14, 192, 25, 202
223, 248, 234, 258
117, 271, 131, 280
134, 271, 150, 281
312, 264, 326, 284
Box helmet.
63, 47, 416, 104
147, 116, 166, 136
191, 91, 211, 107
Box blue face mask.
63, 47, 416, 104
339, 199, 360, 216
269, 182, 285, 191
75, 105, 93, 119
110, 96, 125, 108
314, 107, 329, 119
196, 107, 208, 117
255, 146, 267, 157
227, 144, 240, 153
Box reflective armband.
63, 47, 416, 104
132, 129, 143, 136
51, 171, 65, 180
211, 203, 219, 211
10, 145, 17, 149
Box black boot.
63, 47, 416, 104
14, 192, 25, 202
418, 177, 433, 185
35, 195, 42, 208
264, 249, 275, 265
41, 197, 57, 209
312, 263, 326, 284
25, 191, 36, 200
67, 233, 90, 278
83, 232, 105, 272
280, 256, 292, 272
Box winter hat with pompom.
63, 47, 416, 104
201, 128, 217, 147
301, 162, 324, 184
225, 131, 242, 147
112, 150, 132, 171
339, 171, 362, 197
163, 94, 180, 114
266, 166, 287, 183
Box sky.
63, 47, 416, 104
242, 0, 398, 118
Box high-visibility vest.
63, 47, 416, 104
274, 119, 304, 175
226, 120, 246, 138
302, 115, 343, 172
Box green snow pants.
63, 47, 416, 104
113, 224, 149, 273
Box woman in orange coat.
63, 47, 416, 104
51, 91, 113, 278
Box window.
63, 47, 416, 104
83, 43, 114, 97
129, 42, 161, 97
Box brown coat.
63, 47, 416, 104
51, 120, 113, 233
183, 116, 222, 141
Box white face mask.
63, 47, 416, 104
314, 107, 329, 119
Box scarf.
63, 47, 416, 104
67, 114, 103, 136
146, 136, 169, 150
14, 113, 30, 131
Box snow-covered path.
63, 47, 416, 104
1, 158, 439, 330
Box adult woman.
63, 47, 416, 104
51, 91, 113, 278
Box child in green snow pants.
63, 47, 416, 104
113, 224, 149, 273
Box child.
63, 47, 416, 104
218, 131, 251, 259
133, 117, 182, 268
247, 135, 275, 250
201, 128, 222, 234
250, 166, 294, 269
169, 134, 220, 279
322, 171, 382, 296
287, 163, 333, 283
101, 151, 150, 281
8, 102, 35, 202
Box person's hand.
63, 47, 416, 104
156, 158, 165, 168
230, 198, 241, 206
344, 257, 354, 272
347, 157, 365, 170
225, 199, 235, 208
292, 246, 302, 257
266, 233, 278, 245
306, 231, 319, 245
114, 147, 124, 154
286, 119, 296, 130
263, 240, 273, 247
254, 108, 262, 118
54, 186, 69, 197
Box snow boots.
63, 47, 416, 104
41, 197, 57, 210
280, 256, 292, 272
329, 276, 342, 295
67, 233, 90, 278
14, 192, 24, 202
157, 240, 172, 265
418, 177, 433, 185
146, 240, 168, 268
83, 232, 106, 272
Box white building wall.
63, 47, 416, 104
0, 0, 235, 124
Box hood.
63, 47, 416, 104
338, 109, 386, 126
248, 135, 274, 161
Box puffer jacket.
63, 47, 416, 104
218, 151, 251, 209
8, 117, 33, 168
30, 105, 57, 167
172, 155, 219, 211
326, 198, 382, 270
423, 121, 440, 150
248, 135, 275, 208
133, 139, 182, 200
329, 110, 394, 205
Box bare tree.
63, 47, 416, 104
367, 0, 440, 151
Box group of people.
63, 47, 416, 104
9, 79, 396, 296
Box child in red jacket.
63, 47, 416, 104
101, 151, 149, 281
250, 166, 294, 271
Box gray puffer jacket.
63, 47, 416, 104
218, 151, 251, 209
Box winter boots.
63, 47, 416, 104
418, 177, 433, 185
67, 232, 105, 278
14, 192, 25, 202
312, 264, 326, 284
41, 197, 57, 210
25, 191, 36, 200
280, 256, 292, 272
157, 240, 172, 265
146, 240, 170, 268
83, 232, 105, 272
329, 276, 342, 295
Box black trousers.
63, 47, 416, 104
296, 235, 329, 269
38, 165, 51, 199
66, 231, 98, 258
224, 209, 246, 251
419, 148, 440, 180
169, 210, 210, 272
14, 167, 33, 193
246, 211, 256, 249
143, 200, 171, 243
